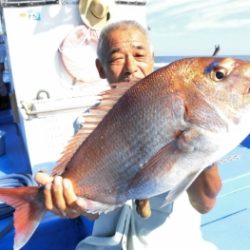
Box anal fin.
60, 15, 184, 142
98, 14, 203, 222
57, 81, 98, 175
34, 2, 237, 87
162, 170, 202, 207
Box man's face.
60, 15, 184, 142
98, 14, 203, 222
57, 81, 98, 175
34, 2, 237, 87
97, 27, 154, 83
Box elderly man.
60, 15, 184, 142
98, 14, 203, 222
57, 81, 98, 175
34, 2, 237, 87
36, 20, 221, 250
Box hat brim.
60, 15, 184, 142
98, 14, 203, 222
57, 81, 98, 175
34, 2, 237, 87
79, 0, 110, 30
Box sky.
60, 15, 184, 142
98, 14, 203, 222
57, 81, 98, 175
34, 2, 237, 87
146, 0, 250, 56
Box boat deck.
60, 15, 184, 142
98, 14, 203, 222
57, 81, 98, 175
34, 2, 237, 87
201, 134, 250, 249
0, 108, 250, 250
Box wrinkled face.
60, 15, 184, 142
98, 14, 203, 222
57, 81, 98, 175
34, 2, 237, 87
96, 27, 154, 83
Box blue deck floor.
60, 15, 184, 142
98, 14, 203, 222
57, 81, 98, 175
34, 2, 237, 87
0, 108, 250, 250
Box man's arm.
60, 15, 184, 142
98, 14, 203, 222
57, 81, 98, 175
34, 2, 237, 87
187, 163, 222, 213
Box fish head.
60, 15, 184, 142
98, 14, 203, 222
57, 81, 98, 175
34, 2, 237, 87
175, 57, 250, 123
204, 57, 250, 105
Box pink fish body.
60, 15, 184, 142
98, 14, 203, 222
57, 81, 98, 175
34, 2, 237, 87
1, 57, 250, 249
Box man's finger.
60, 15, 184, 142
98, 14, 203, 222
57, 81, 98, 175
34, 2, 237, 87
63, 178, 78, 206
35, 172, 53, 186
52, 176, 66, 211
135, 199, 151, 218
63, 179, 86, 217
44, 182, 54, 211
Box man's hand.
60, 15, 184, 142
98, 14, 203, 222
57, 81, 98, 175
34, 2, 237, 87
135, 199, 151, 218
35, 172, 99, 220
187, 163, 222, 213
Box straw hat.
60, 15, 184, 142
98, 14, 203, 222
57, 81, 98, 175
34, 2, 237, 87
79, 0, 111, 30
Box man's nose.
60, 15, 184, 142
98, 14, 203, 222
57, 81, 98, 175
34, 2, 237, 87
125, 55, 138, 74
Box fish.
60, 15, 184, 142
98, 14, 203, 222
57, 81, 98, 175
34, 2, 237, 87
1, 57, 250, 250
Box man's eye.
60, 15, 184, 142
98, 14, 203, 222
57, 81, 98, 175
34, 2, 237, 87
110, 57, 124, 64
135, 54, 148, 61
135, 53, 144, 57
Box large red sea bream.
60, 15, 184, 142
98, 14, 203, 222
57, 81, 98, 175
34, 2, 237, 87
0, 57, 250, 250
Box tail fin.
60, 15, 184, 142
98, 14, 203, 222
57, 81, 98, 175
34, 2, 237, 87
0, 186, 45, 250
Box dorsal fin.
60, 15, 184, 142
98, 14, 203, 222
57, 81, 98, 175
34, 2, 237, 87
52, 81, 135, 176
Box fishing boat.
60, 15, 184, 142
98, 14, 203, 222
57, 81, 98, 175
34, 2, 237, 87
0, 1, 250, 250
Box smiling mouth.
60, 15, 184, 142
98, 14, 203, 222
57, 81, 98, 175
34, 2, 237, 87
124, 76, 142, 83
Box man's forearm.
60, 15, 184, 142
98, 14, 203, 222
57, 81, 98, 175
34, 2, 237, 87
187, 163, 222, 213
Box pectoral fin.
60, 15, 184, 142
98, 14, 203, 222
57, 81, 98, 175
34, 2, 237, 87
176, 127, 202, 153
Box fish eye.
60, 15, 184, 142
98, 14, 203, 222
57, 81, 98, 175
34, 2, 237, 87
210, 67, 228, 81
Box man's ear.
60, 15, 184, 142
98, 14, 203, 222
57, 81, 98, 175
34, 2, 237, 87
151, 52, 155, 69
95, 59, 106, 79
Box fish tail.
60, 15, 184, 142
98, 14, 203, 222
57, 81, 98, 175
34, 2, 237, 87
0, 186, 45, 250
